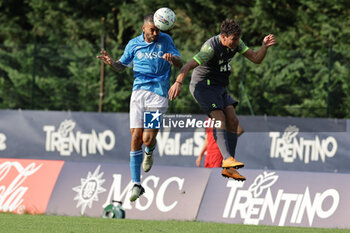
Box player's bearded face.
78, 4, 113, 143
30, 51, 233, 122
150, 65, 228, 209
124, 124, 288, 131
143, 23, 160, 43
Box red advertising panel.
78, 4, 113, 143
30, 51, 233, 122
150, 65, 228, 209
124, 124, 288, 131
0, 158, 64, 214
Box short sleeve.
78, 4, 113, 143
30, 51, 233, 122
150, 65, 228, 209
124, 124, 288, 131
119, 41, 134, 66
238, 39, 249, 54
193, 43, 215, 65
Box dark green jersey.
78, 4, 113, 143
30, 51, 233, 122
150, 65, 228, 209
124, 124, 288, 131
191, 35, 248, 86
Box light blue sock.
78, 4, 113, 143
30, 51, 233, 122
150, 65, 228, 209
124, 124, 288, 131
145, 141, 156, 154
130, 150, 143, 183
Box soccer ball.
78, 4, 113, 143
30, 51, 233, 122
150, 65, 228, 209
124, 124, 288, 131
102, 201, 125, 219
153, 7, 176, 31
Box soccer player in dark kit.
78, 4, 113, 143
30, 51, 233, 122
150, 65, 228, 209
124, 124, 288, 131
169, 19, 275, 181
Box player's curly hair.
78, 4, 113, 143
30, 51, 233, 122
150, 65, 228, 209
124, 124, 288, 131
220, 19, 241, 37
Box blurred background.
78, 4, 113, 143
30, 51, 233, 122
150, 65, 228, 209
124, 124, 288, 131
0, 0, 349, 118
1, 2, 350, 228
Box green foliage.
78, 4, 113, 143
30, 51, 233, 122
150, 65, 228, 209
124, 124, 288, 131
0, 0, 349, 117
228, 0, 350, 118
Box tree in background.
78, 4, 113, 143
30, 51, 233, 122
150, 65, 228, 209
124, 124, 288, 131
0, 0, 349, 118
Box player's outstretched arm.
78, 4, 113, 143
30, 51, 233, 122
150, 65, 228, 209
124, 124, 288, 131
243, 34, 276, 64
97, 50, 126, 72
168, 59, 198, 100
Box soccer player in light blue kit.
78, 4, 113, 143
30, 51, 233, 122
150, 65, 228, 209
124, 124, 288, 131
98, 13, 182, 202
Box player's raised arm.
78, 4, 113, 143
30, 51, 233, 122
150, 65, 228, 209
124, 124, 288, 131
162, 53, 183, 68
242, 34, 276, 64
97, 50, 126, 72
168, 59, 198, 100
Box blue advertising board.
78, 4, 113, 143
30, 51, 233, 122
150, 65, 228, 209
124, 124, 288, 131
0, 110, 348, 173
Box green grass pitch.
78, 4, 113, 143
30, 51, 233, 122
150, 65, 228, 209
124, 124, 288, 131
0, 213, 349, 233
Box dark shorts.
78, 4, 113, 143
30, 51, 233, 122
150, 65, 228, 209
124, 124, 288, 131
190, 80, 238, 115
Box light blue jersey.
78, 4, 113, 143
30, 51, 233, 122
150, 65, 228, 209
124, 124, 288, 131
119, 32, 180, 98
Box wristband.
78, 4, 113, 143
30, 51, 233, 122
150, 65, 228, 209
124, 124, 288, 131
176, 81, 182, 85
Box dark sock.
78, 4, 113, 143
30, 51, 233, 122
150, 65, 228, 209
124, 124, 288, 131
213, 128, 231, 160
226, 131, 238, 157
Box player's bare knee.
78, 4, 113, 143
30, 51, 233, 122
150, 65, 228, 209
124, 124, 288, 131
226, 116, 239, 132
210, 110, 226, 129
143, 135, 155, 147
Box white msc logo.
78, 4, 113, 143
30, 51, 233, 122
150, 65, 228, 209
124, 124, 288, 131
223, 171, 339, 226
136, 51, 144, 59
103, 174, 184, 212
73, 165, 106, 215
269, 125, 337, 163
43, 119, 116, 157
136, 51, 164, 60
